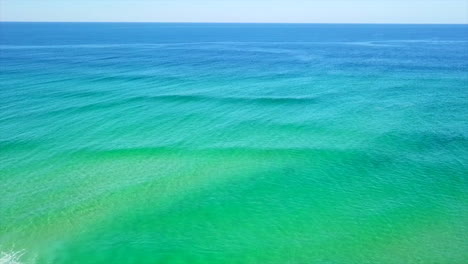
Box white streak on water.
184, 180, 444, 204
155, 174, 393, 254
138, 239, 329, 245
0, 250, 24, 264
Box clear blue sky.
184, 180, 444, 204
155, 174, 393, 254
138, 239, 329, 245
1, 0, 467, 24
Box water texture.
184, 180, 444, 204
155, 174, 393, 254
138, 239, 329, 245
1, 23, 467, 264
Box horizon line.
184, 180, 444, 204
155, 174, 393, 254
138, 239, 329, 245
1, 21, 467, 25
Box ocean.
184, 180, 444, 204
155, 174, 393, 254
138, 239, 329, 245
0, 23, 467, 264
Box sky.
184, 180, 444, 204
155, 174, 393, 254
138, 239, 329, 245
0, 0, 467, 24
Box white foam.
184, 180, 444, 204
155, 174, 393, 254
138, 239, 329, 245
0, 250, 24, 264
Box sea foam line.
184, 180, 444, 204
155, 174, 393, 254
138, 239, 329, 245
1, 39, 466, 49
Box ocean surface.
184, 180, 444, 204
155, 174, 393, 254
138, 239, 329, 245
1, 23, 467, 264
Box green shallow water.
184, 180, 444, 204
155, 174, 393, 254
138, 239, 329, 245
1, 23, 468, 263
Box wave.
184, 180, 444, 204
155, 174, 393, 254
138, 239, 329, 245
70, 145, 370, 160
58, 93, 319, 112
132, 94, 320, 104
0, 93, 321, 122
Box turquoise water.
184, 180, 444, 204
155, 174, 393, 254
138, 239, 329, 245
1, 23, 467, 263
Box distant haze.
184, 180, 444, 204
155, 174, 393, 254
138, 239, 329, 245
0, 0, 467, 24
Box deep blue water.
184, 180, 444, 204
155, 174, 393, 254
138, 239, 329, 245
2, 23, 468, 45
